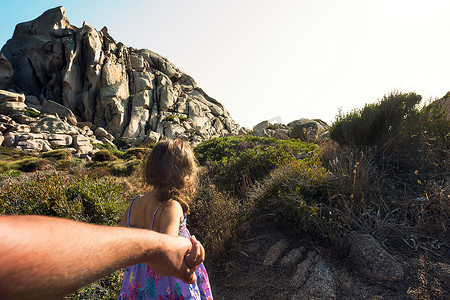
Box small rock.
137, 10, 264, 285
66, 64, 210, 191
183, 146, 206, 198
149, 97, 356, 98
0, 101, 27, 114
73, 134, 93, 154
15, 124, 31, 133
291, 251, 336, 299
253, 120, 269, 131
348, 233, 404, 282
25, 95, 41, 109
147, 130, 161, 144
273, 130, 289, 140
100, 136, 115, 147
94, 127, 108, 138
0, 90, 25, 103
77, 121, 92, 129
263, 239, 289, 267
16, 139, 52, 152
254, 128, 274, 138
4, 132, 18, 147
47, 134, 73, 147
281, 247, 305, 268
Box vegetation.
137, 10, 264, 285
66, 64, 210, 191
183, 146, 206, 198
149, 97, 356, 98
0, 172, 128, 299
0, 172, 127, 225
0, 91, 447, 298
194, 136, 317, 194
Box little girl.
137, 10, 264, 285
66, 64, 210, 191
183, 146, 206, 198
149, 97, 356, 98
118, 139, 213, 300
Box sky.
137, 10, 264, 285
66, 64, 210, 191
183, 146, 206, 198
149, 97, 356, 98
1, 0, 450, 129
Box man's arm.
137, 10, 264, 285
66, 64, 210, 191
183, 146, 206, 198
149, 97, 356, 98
0, 215, 198, 300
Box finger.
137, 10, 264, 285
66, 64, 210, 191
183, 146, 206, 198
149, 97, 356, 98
193, 241, 205, 266
188, 238, 204, 267
198, 240, 205, 261
181, 263, 197, 284
185, 244, 198, 268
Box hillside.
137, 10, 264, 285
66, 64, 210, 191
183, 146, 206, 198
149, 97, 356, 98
0, 6, 449, 300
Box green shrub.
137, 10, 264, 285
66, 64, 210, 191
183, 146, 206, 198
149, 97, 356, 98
41, 149, 72, 161
253, 158, 341, 243
123, 147, 152, 160
93, 149, 118, 162
0, 169, 21, 180
330, 92, 449, 175
55, 158, 84, 171
64, 270, 123, 300
110, 159, 142, 177
10, 157, 46, 172
23, 108, 41, 118
330, 92, 422, 147
194, 136, 317, 194
0, 173, 127, 225
93, 143, 125, 158
396, 100, 450, 173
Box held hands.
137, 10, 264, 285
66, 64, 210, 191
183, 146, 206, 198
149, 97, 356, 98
185, 236, 205, 269
147, 234, 205, 284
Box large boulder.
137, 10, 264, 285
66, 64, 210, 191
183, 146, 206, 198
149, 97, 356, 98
0, 53, 14, 89
41, 99, 77, 125
288, 118, 329, 143
1, 6, 240, 147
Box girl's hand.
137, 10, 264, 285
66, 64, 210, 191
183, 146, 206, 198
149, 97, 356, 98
185, 235, 205, 269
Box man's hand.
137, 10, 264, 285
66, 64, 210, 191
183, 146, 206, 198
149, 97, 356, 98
0, 215, 207, 299
146, 235, 205, 284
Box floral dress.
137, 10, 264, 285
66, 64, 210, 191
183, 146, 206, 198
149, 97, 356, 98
119, 196, 213, 300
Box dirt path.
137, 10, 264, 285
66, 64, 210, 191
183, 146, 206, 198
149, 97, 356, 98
207, 216, 450, 299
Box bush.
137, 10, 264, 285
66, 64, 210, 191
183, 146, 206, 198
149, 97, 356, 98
93, 149, 118, 162
396, 99, 450, 173
0, 157, 48, 173
194, 136, 317, 194
41, 149, 72, 161
64, 270, 123, 300
109, 159, 142, 177
93, 143, 125, 158
0, 173, 127, 225
330, 92, 422, 147
252, 158, 341, 244
329, 91, 449, 183
123, 147, 152, 160
319, 137, 449, 241
189, 183, 246, 261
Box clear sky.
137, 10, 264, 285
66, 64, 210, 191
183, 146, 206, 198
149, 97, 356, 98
1, 0, 450, 128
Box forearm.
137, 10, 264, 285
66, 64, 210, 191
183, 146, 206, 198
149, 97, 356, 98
0, 215, 190, 299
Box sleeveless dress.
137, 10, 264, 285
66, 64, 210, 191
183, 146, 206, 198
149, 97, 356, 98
118, 196, 213, 300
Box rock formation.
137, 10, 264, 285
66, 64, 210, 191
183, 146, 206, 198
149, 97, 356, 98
252, 118, 330, 143
0, 6, 239, 153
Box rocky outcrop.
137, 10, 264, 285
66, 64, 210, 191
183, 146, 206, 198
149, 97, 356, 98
252, 118, 329, 143
0, 109, 105, 157
1, 6, 239, 149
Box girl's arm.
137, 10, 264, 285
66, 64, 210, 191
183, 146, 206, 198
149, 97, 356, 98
158, 200, 185, 236
0, 215, 198, 300
158, 201, 206, 268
